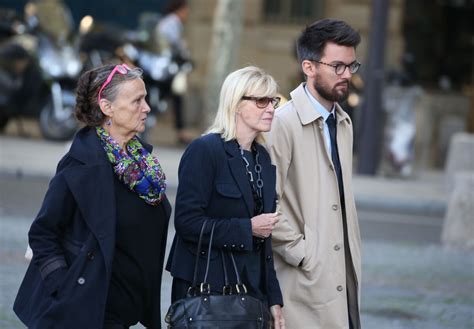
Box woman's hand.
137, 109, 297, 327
270, 305, 285, 329
251, 212, 280, 238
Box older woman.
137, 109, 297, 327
166, 66, 285, 328
14, 64, 171, 329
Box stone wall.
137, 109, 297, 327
442, 133, 474, 249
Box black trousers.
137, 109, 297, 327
172, 94, 184, 130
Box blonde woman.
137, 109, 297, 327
166, 66, 285, 328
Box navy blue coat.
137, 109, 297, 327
13, 127, 171, 328
166, 133, 283, 307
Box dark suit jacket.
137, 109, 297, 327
13, 126, 171, 329
166, 133, 283, 307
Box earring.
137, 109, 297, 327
106, 118, 112, 126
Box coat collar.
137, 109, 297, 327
291, 83, 351, 126
68, 126, 153, 166
222, 138, 276, 216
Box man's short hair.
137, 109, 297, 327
296, 18, 361, 63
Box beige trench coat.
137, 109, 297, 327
266, 83, 362, 329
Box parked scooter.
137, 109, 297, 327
26, 1, 82, 140
35, 33, 82, 140
0, 4, 81, 140
78, 15, 124, 70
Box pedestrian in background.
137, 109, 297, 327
166, 66, 285, 328
158, 0, 190, 61
157, 0, 194, 144
14, 64, 171, 328
266, 19, 362, 329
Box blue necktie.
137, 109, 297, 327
326, 114, 344, 199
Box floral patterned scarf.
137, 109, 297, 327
96, 127, 167, 205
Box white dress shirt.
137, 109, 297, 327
304, 84, 336, 154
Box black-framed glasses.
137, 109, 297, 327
312, 60, 361, 75
242, 96, 281, 109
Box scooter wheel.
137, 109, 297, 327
39, 101, 77, 141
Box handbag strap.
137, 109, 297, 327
228, 251, 248, 294
190, 219, 208, 291
191, 220, 217, 295
190, 220, 248, 295
202, 221, 216, 284
220, 250, 232, 295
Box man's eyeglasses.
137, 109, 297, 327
312, 60, 361, 75
241, 96, 281, 109
98, 64, 131, 102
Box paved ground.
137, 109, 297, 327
361, 240, 473, 328
1, 173, 472, 329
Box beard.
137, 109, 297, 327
313, 74, 350, 103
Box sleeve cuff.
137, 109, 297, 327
283, 238, 306, 268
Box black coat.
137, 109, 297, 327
166, 133, 283, 307
13, 126, 171, 328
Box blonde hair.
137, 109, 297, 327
206, 66, 278, 143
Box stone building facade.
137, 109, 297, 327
183, 0, 472, 170
185, 0, 404, 97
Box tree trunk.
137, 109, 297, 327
204, 0, 244, 127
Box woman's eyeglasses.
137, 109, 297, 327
241, 96, 281, 109
98, 64, 131, 102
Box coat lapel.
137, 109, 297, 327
257, 144, 276, 213
64, 165, 115, 246
62, 127, 117, 278
291, 83, 321, 126
334, 103, 352, 177
223, 140, 254, 216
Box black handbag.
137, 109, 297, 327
165, 220, 272, 328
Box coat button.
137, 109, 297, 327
337, 285, 343, 292
332, 204, 339, 211
77, 277, 86, 285
259, 239, 265, 243
87, 251, 95, 260
239, 244, 245, 249
200, 251, 206, 255
231, 244, 236, 249
266, 255, 272, 261
223, 244, 228, 248
334, 245, 341, 251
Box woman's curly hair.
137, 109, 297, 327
74, 64, 143, 127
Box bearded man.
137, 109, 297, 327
266, 19, 362, 329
